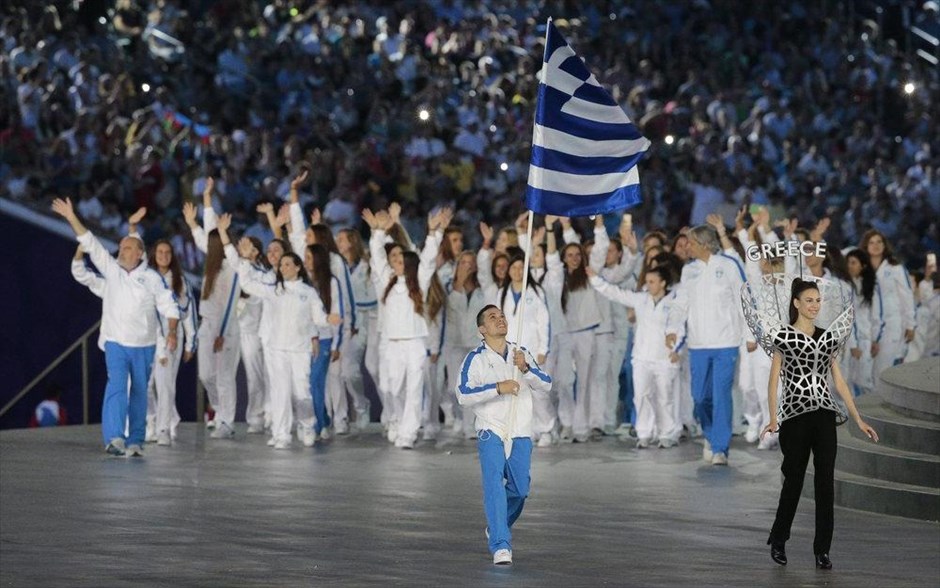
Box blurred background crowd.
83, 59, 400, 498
1, 0, 938, 272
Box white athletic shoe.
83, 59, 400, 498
356, 409, 371, 430
493, 549, 512, 565
205, 418, 216, 431
335, 421, 350, 435
636, 438, 651, 449
145, 423, 157, 444
320, 427, 332, 441
758, 434, 778, 450
273, 440, 291, 450
156, 430, 171, 446
210, 422, 235, 439
711, 452, 728, 466
266, 437, 276, 447
745, 423, 761, 444
537, 433, 553, 448
246, 423, 265, 435
127, 444, 144, 458
302, 429, 317, 447
613, 423, 632, 437
105, 438, 126, 457
396, 438, 415, 450
387, 424, 398, 443
658, 438, 678, 449
702, 439, 714, 462
560, 426, 574, 442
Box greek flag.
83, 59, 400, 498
525, 19, 650, 217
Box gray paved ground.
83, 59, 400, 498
1, 424, 937, 587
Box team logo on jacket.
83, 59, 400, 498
715, 269, 724, 279
300, 295, 308, 302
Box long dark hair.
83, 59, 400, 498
149, 239, 183, 297
561, 242, 588, 313
846, 249, 876, 306
859, 228, 899, 266
383, 249, 423, 315
309, 223, 339, 254
338, 228, 367, 268
789, 278, 820, 325
499, 248, 543, 311
823, 246, 852, 283
248, 236, 271, 270
306, 244, 333, 311
275, 252, 310, 292
202, 229, 224, 300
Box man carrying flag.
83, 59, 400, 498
458, 18, 649, 566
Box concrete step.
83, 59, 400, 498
851, 393, 940, 455
877, 356, 940, 422
835, 426, 940, 488
805, 468, 940, 521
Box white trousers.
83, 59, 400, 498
197, 326, 241, 426
326, 351, 345, 426
445, 343, 477, 437
849, 346, 874, 395
341, 325, 371, 423
266, 349, 313, 444
362, 310, 380, 393
741, 347, 773, 431
563, 330, 595, 436
379, 338, 427, 444
675, 350, 695, 428
240, 332, 267, 428
606, 332, 629, 428
632, 360, 681, 442
147, 332, 183, 435
872, 326, 906, 391
422, 353, 446, 436
546, 334, 573, 433
588, 332, 615, 430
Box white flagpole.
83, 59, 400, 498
502, 210, 535, 458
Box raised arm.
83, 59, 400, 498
288, 170, 310, 254
589, 214, 608, 272
364, 208, 393, 286
202, 177, 218, 233
560, 217, 580, 245
71, 245, 106, 298
183, 201, 209, 253
419, 209, 448, 292
588, 271, 645, 308
53, 198, 120, 279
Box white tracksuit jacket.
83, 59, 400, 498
667, 253, 748, 350
76, 232, 179, 349
455, 341, 552, 440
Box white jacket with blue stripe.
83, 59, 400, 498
455, 341, 552, 440
667, 252, 748, 350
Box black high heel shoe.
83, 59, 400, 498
769, 541, 787, 565
815, 553, 832, 569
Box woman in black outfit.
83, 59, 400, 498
743, 277, 879, 570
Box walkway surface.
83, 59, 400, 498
1, 424, 937, 587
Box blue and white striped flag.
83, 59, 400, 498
525, 19, 651, 217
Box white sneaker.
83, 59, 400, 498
658, 438, 678, 449
702, 439, 713, 462
302, 429, 317, 447
613, 423, 632, 437
745, 423, 761, 444
356, 408, 371, 430
396, 438, 415, 450
335, 421, 350, 435
127, 444, 144, 458
205, 418, 216, 431
636, 437, 651, 449
493, 549, 512, 565
537, 433, 553, 448
247, 423, 265, 434
266, 436, 276, 447
711, 452, 728, 466
560, 426, 573, 442
156, 430, 171, 446
210, 422, 235, 439
387, 424, 398, 443
145, 424, 157, 444
758, 434, 778, 450
320, 427, 332, 441
273, 440, 291, 450
105, 438, 126, 457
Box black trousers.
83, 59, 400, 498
768, 409, 838, 555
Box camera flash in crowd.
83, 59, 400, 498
903, 82, 916, 95
664, 134, 675, 145
141, 83, 151, 93
418, 108, 430, 121
499, 162, 509, 172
